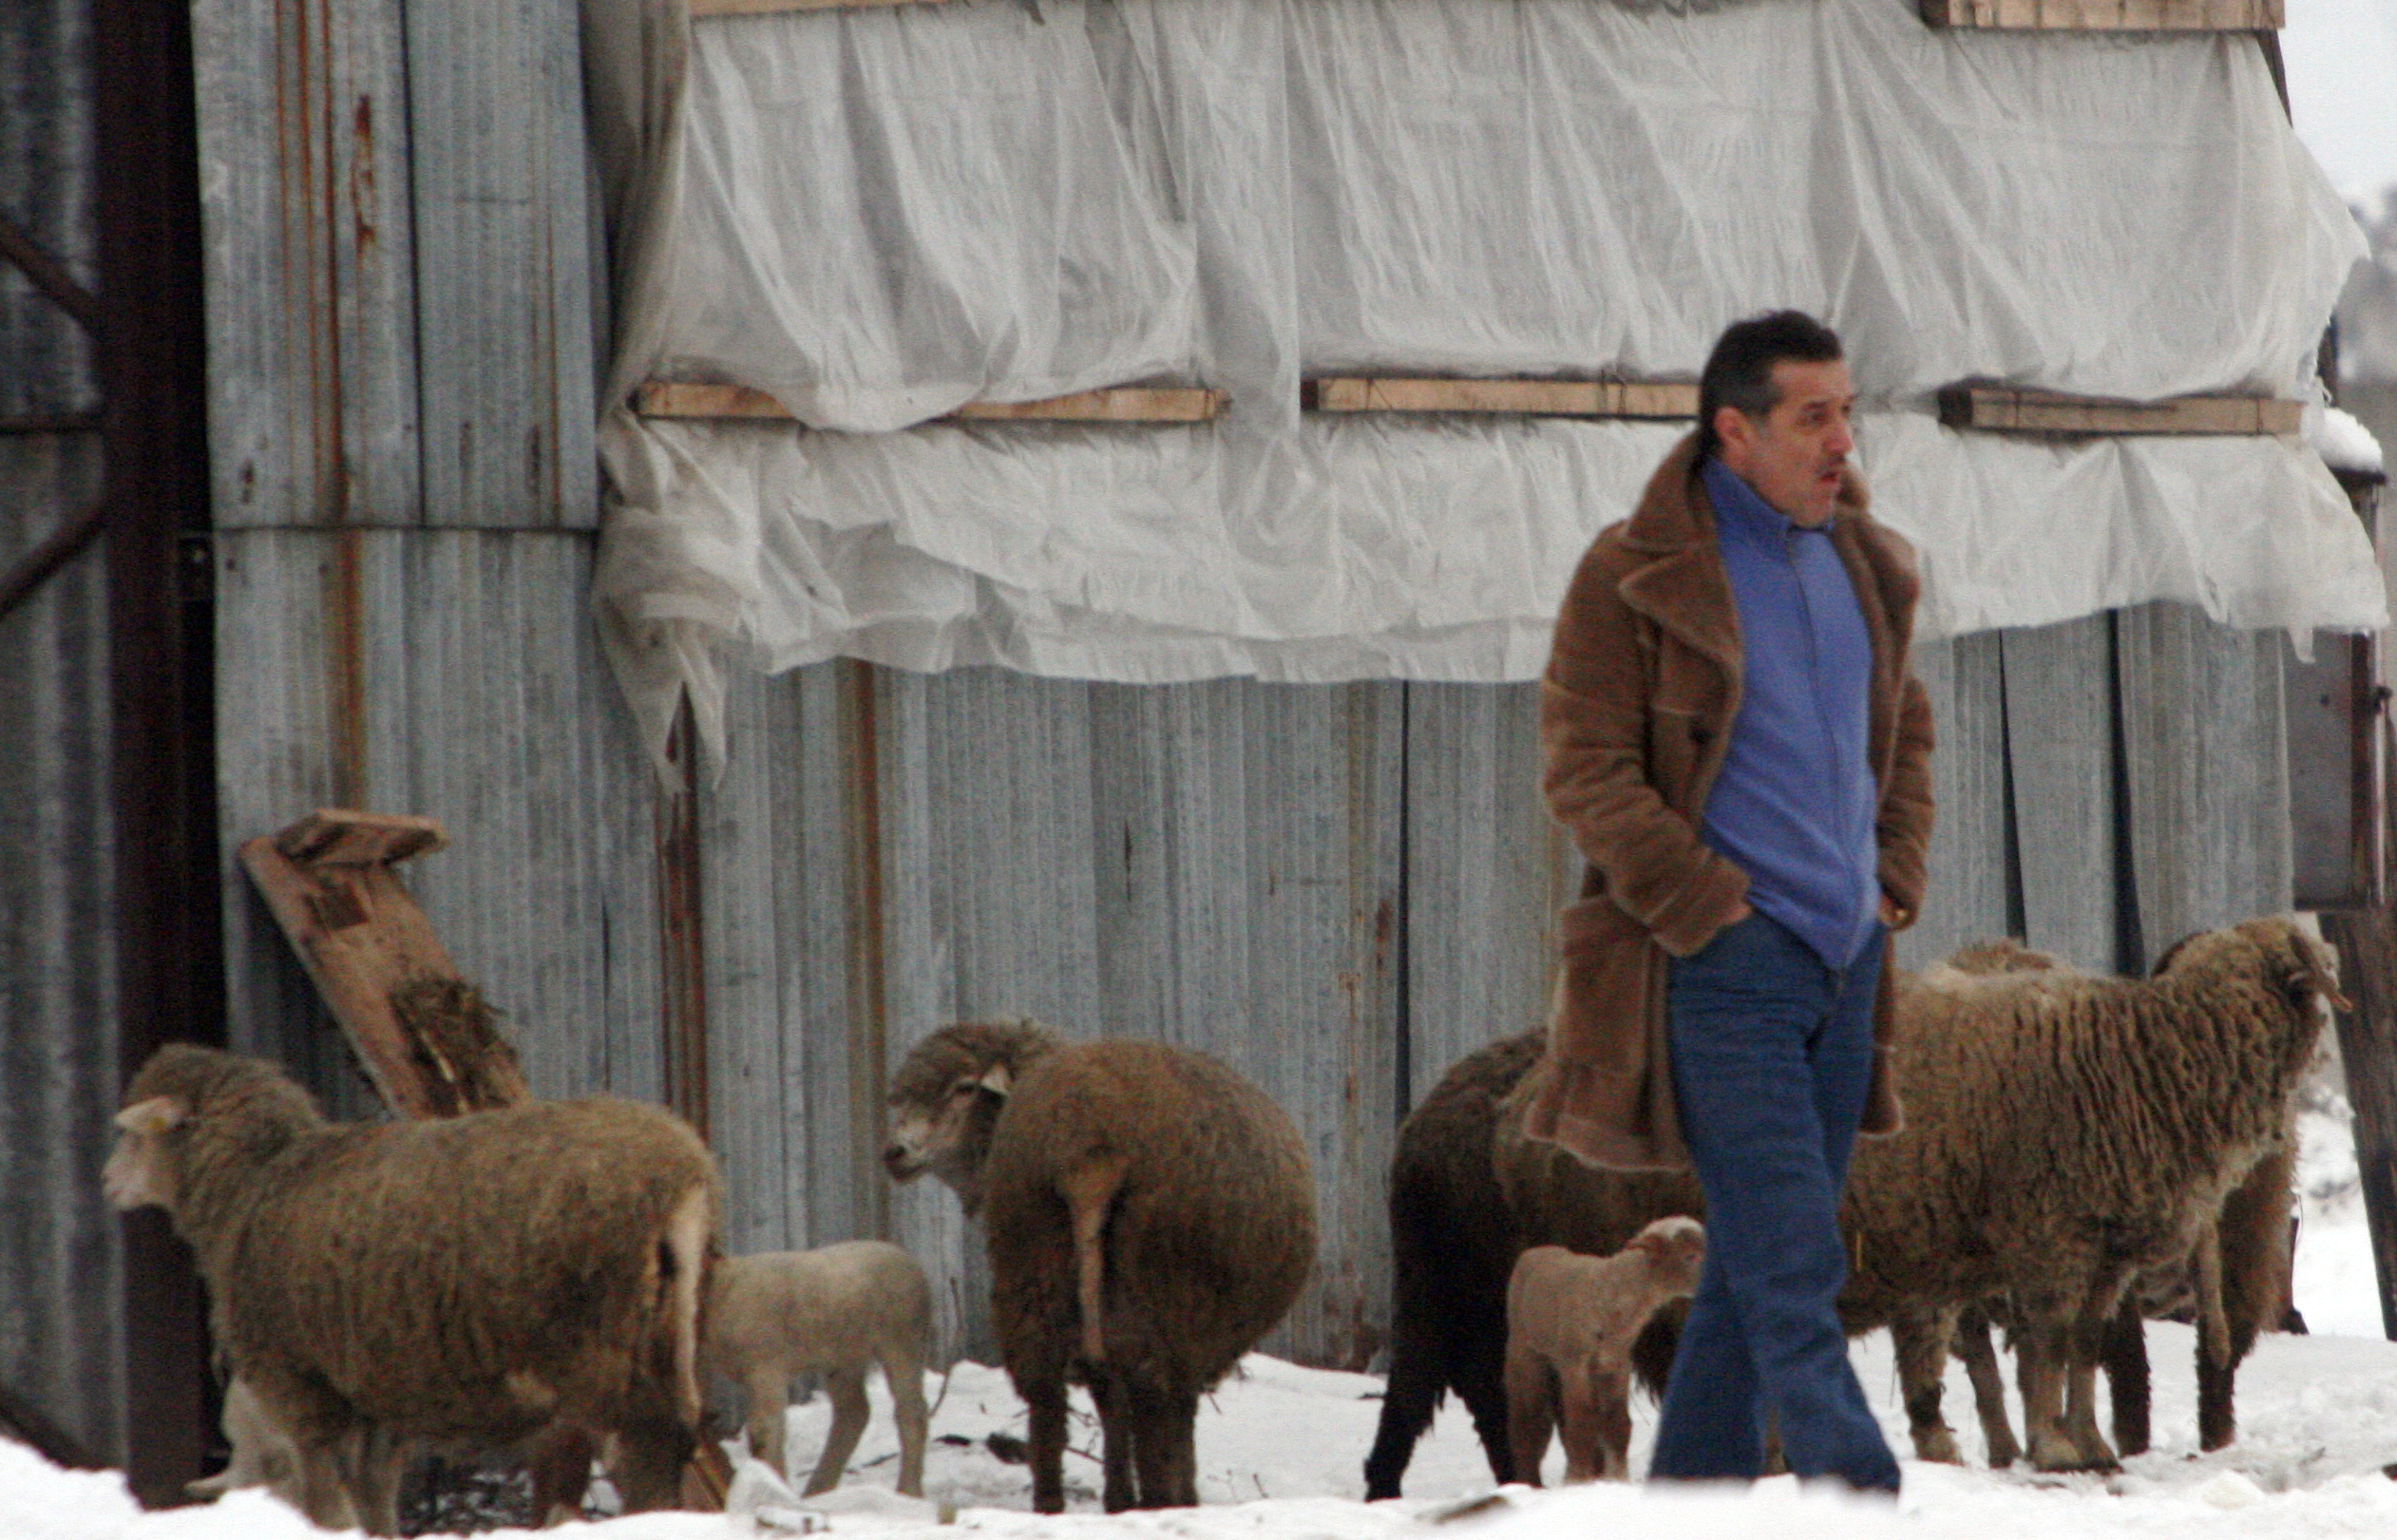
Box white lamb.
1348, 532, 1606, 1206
705, 1242, 933, 1496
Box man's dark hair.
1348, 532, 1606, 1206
1694, 310, 1843, 462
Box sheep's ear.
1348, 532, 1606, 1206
115, 1095, 185, 1135
977, 1063, 1014, 1099
2292, 934, 2353, 1014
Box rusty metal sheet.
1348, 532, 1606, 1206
192, 0, 423, 527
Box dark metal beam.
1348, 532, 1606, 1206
93, 0, 223, 1508
0, 204, 105, 335
0, 501, 106, 625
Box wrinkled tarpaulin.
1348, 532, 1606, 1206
583, 0, 2383, 766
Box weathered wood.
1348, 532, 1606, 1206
2320, 909, 2397, 1341
1303, 377, 1697, 419
635, 381, 1228, 425
2000, 616, 2121, 972
274, 807, 447, 867
693, 0, 955, 12
240, 812, 532, 1118
1921, 0, 2280, 27
1938, 384, 2301, 436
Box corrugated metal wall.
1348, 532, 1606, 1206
0, 0, 123, 1464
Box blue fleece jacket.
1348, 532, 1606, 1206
1696, 457, 1880, 971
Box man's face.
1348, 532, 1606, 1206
1714, 358, 1855, 528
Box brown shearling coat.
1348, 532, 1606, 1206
1523, 433, 1935, 1172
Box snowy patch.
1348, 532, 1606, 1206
2312, 404, 2387, 474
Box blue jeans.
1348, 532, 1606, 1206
1647, 910, 1899, 1492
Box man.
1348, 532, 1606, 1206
1525, 311, 1934, 1491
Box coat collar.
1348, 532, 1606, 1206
1615, 431, 1914, 680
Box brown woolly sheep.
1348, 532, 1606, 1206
1844, 918, 2339, 1473
1360, 1032, 1700, 1500
704, 1242, 932, 1496
883, 1020, 1316, 1513
105, 1043, 719, 1534
1504, 1221, 1706, 1484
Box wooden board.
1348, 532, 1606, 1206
1922, 0, 2280, 26
239, 817, 533, 1119
1304, 377, 1697, 419
635, 381, 1228, 425
1939, 384, 2302, 435
694, 0, 955, 12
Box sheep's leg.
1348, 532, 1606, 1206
1455, 1307, 1518, 1486
883, 1348, 930, 1498
2016, 1321, 2079, 1472
2057, 1312, 2121, 1472
1564, 1365, 1632, 1483
526, 1423, 598, 1526
1553, 1364, 1602, 1485
1501, 1347, 1553, 1489
289, 1432, 364, 1533
1020, 1373, 1072, 1514
1364, 1295, 1476, 1497
1891, 1302, 1963, 1466
1060, 1157, 1128, 1364
345, 1425, 408, 1537
608, 1415, 700, 1512
1088, 1365, 1137, 1512
1125, 1382, 1197, 1510
2099, 1293, 2150, 1458
1953, 1303, 2020, 1469
2191, 1220, 2237, 1453
805, 1367, 871, 1497
743, 1372, 792, 1482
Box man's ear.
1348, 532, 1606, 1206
1713, 404, 1755, 461
115, 1095, 186, 1135
977, 1063, 1014, 1099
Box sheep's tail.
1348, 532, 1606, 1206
660, 1185, 714, 1428
1060, 1156, 1129, 1363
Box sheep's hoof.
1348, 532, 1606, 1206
1984, 1435, 2022, 1470
1910, 1427, 1963, 1466
2027, 1435, 2118, 1475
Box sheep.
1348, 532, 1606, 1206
882, 1020, 1316, 1513
1361, 1032, 1699, 1499
1844, 918, 2339, 1473
1503, 1221, 1706, 1484
704, 1242, 932, 1496
104, 1043, 720, 1534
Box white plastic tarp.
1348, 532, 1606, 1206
585, 0, 2381, 766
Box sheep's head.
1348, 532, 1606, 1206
884, 1020, 1058, 1212
2155, 918, 2349, 1077
1626, 1215, 1706, 1298
104, 1044, 325, 1222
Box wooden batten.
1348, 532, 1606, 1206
1937, 385, 2303, 436
693, 0, 952, 13
1303, 377, 1698, 419
635, 380, 1228, 425
1921, 0, 2281, 28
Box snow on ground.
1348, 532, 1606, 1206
13, 1059, 2397, 1538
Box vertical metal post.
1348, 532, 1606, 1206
656, 703, 711, 1140
93, 0, 224, 1506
